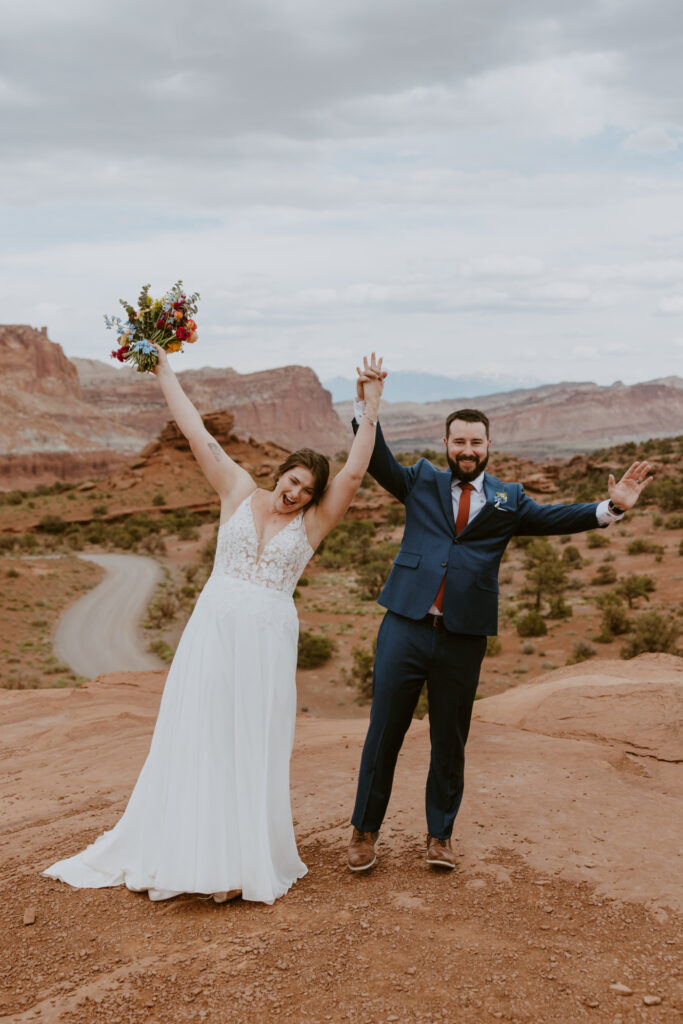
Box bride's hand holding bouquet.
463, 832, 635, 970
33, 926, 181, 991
105, 281, 200, 373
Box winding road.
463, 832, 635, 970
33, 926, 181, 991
53, 553, 165, 678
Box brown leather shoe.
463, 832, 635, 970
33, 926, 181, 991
347, 827, 379, 872
426, 835, 456, 869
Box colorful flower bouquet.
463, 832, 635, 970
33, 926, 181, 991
105, 281, 200, 372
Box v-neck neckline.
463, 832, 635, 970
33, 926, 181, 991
247, 490, 302, 563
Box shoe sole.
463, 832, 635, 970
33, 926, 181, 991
347, 853, 377, 872
426, 858, 455, 869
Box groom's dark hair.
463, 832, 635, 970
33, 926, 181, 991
445, 408, 490, 438
274, 449, 330, 505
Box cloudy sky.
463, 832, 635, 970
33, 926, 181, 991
2, 0, 683, 387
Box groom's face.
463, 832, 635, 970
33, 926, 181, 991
444, 419, 491, 482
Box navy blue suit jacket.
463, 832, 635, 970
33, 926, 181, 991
359, 422, 601, 636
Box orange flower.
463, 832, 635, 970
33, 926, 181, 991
166, 340, 182, 352
187, 331, 198, 343
187, 319, 197, 331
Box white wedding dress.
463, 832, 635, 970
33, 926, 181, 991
44, 491, 314, 903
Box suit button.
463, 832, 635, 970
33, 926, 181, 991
452, 539, 459, 545
441, 561, 447, 567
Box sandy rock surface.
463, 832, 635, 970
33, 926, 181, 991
1, 657, 681, 1023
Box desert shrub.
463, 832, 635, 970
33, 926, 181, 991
298, 576, 310, 587
616, 573, 655, 608
485, 636, 502, 657
384, 502, 406, 527
561, 545, 583, 567
0, 537, 18, 552
594, 591, 631, 642
297, 630, 336, 669
522, 538, 568, 611
512, 535, 534, 549
152, 493, 165, 507
649, 477, 683, 512
347, 637, 377, 703
621, 611, 680, 659
38, 515, 67, 534
6, 491, 24, 506
547, 596, 573, 619
85, 521, 107, 545
148, 639, 175, 663
586, 532, 610, 549
145, 588, 180, 629
680, 538, 683, 556
516, 611, 547, 637
6, 567, 19, 578
665, 513, 683, 530
317, 519, 376, 569
92, 504, 108, 516
355, 541, 400, 600
521, 641, 535, 654
567, 640, 596, 665
592, 564, 617, 586
19, 533, 38, 551
139, 532, 167, 555
627, 538, 664, 557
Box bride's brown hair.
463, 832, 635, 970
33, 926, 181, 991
273, 449, 330, 506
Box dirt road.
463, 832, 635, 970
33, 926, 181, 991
52, 553, 163, 677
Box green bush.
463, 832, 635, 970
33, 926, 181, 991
627, 539, 664, 557
485, 636, 502, 657
567, 640, 596, 665
317, 519, 376, 569
297, 630, 336, 668
347, 638, 377, 703
586, 531, 610, 549
561, 545, 583, 567
516, 611, 548, 637
547, 596, 573, 619
355, 541, 400, 600
621, 611, 680, 659
665, 513, 683, 530
148, 639, 175, 663
649, 477, 683, 512
38, 515, 68, 534
594, 591, 631, 643
152, 493, 166, 507
592, 564, 617, 586
616, 573, 655, 609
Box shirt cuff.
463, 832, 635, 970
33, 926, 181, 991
596, 499, 623, 525
353, 398, 366, 424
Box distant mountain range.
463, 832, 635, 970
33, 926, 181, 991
322, 371, 544, 404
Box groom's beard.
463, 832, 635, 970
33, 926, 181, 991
448, 450, 489, 482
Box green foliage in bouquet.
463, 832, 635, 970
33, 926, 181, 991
105, 280, 200, 373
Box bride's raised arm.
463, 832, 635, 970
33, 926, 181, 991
151, 344, 253, 507
305, 353, 385, 550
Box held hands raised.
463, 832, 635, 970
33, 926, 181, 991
608, 461, 654, 511
356, 352, 386, 406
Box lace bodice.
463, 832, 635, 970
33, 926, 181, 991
212, 492, 314, 595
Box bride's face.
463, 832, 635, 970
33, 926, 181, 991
273, 466, 316, 513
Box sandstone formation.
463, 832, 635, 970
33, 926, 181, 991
336, 377, 683, 457
74, 359, 347, 455
0, 326, 147, 489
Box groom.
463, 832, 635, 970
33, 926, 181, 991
347, 382, 653, 872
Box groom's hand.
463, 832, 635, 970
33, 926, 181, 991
608, 461, 654, 510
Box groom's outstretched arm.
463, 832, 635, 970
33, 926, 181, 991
352, 418, 418, 503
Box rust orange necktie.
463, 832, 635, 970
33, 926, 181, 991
433, 482, 474, 613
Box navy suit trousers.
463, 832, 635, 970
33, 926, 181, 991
351, 611, 487, 839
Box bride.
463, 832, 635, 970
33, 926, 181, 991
44, 349, 384, 904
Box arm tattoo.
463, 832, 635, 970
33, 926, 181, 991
207, 442, 223, 464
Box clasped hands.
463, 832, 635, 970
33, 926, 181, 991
356, 352, 387, 403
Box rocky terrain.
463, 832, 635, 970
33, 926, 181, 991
0, 655, 681, 1023
336, 377, 683, 458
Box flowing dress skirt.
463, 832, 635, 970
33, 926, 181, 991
44, 575, 307, 903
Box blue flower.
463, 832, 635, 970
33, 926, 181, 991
130, 339, 156, 354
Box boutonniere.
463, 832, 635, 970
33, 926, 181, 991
494, 490, 509, 509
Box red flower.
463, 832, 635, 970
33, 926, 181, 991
175, 326, 188, 340
172, 301, 185, 310
156, 316, 167, 327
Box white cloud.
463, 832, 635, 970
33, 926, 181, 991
659, 296, 683, 314
622, 125, 681, 154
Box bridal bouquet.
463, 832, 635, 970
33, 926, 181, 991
105, 281, 200, 372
